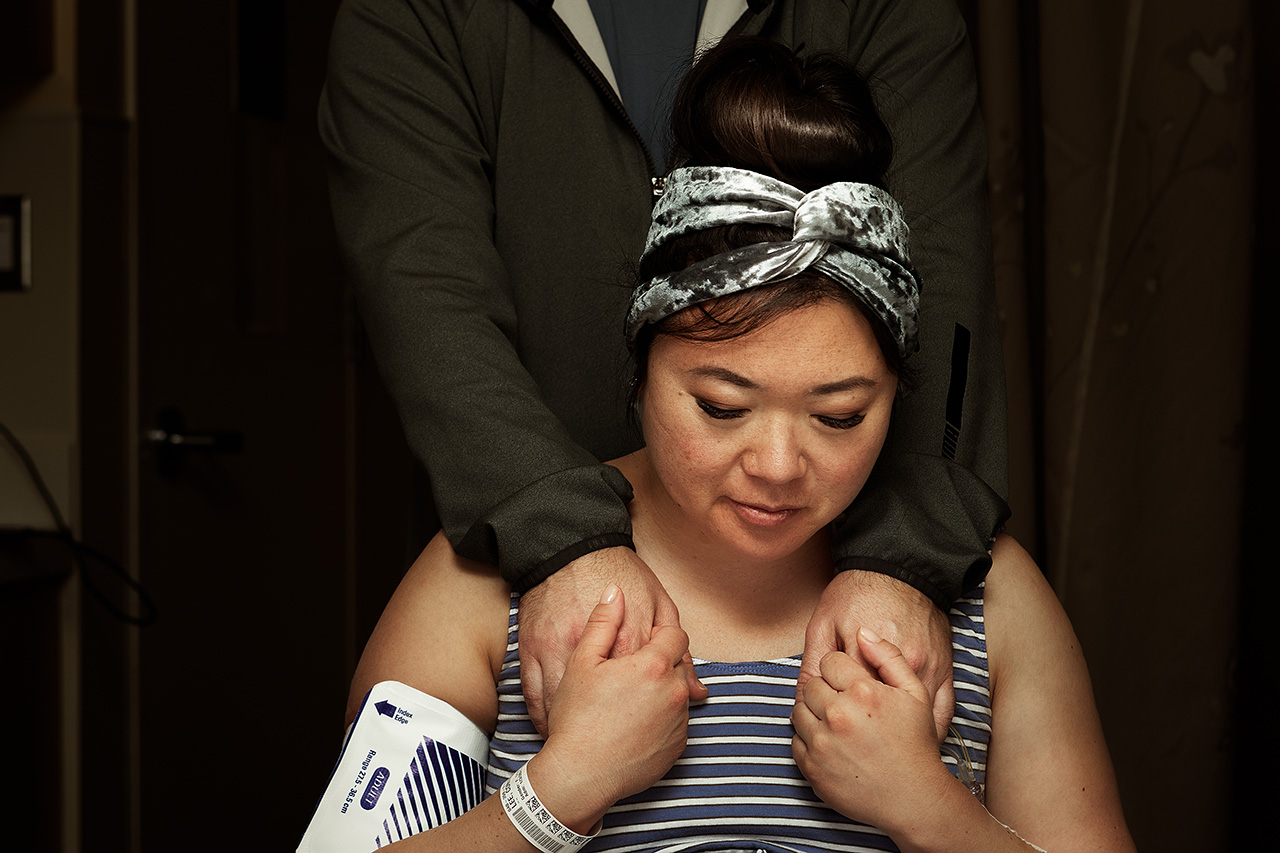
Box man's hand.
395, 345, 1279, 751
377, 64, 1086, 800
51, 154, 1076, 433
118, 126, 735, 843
798, 570, 954, 741
519, 546, 708, 736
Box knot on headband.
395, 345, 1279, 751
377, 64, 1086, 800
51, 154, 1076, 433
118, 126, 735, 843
626, 166, 921, 357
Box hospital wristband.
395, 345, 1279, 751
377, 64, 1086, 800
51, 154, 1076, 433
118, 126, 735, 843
499, 763, 598, 853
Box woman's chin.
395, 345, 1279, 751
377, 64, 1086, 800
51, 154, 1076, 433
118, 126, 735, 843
712, 511, 824, 565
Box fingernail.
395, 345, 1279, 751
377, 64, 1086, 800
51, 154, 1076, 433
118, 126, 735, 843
600, 583, 619, 604
859, 626, 881, 643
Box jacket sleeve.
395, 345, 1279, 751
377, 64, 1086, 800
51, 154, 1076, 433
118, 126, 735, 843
319, 0, 634, 593
828, 0, 1011, 607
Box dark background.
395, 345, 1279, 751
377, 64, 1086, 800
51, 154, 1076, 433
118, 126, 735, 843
0, 0, 1273, 850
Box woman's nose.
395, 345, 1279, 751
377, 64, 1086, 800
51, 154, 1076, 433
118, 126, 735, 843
741, 420, 807, 484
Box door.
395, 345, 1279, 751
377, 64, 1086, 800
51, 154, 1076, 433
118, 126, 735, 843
130, 1, 411, 848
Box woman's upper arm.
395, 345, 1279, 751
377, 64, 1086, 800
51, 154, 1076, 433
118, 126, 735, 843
983, 535, 1137, 852
346, 532, 510, 733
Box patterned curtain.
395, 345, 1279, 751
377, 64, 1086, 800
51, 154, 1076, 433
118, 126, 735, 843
960, 1, 1255, 850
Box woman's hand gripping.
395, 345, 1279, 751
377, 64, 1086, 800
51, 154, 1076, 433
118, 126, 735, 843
518, 547, 709, 736
791, 628, 957, 837
527, 585, 701, 832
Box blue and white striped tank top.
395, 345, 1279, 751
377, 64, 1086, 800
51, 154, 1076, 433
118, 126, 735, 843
486, 587, 992, 853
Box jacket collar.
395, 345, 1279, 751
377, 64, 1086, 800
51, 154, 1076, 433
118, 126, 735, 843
515, 0, 767, 100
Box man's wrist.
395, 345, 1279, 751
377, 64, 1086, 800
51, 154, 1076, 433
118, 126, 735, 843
833, 558, 952, 612
511, 534, 636, 594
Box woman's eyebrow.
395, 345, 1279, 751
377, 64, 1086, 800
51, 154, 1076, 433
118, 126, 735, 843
689, 366, 877, 395
810, 376, 879, 395
689, 366, 758, 389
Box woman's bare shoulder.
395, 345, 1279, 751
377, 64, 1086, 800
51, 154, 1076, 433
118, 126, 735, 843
982, 533, 1087, 715
980, 534, 1137, 852
982, 534, 1059, 631
346, 532, 511, 733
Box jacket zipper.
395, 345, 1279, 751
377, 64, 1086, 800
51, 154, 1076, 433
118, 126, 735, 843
536, 9, 660, 183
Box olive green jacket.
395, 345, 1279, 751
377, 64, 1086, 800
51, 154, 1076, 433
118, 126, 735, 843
319, 0, 1009, 605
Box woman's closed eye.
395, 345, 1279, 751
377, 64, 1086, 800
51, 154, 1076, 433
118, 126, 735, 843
815, 413, 865, 430
697, 398, 864, 430
696, 399, 746, 420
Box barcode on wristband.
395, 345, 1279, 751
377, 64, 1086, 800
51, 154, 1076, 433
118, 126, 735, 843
510, 802, 566, 852
499, 765, 592, 853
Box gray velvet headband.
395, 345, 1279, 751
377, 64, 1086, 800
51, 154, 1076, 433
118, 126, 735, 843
625, 166, 921, 357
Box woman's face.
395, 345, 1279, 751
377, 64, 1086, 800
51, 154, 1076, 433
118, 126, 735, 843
639, 297, 898, 564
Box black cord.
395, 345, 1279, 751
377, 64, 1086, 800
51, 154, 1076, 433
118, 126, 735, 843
0, 419, 157, 626
0, 419, 69, 530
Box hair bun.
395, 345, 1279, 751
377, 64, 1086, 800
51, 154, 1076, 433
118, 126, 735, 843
668, 37, 892, 192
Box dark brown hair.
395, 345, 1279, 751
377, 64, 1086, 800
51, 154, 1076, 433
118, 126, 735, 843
631, 37, 913, 414
666, 37, 893, 191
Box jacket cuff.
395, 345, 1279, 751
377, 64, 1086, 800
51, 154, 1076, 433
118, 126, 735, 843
832, 453, 1011, 610
455, 463, 635, 593
516, 533, 637, 595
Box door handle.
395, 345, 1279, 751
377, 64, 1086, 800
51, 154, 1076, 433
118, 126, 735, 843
143, 406, 244, 477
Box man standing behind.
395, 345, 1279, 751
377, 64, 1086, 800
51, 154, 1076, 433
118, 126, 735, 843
319, 0, 1009, 735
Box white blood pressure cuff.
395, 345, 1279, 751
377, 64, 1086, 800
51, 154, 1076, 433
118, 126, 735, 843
297, 681, 490, 852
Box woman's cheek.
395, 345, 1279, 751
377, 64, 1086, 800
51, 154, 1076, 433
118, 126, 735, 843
826, 436, 885, 505
648, 412, 702, 485
656, 401, 717, 464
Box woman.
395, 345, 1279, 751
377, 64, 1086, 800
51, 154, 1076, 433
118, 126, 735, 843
300, 38, 1136, 853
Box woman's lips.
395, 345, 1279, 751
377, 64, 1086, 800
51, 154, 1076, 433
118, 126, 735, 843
730, 499, 799, 527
